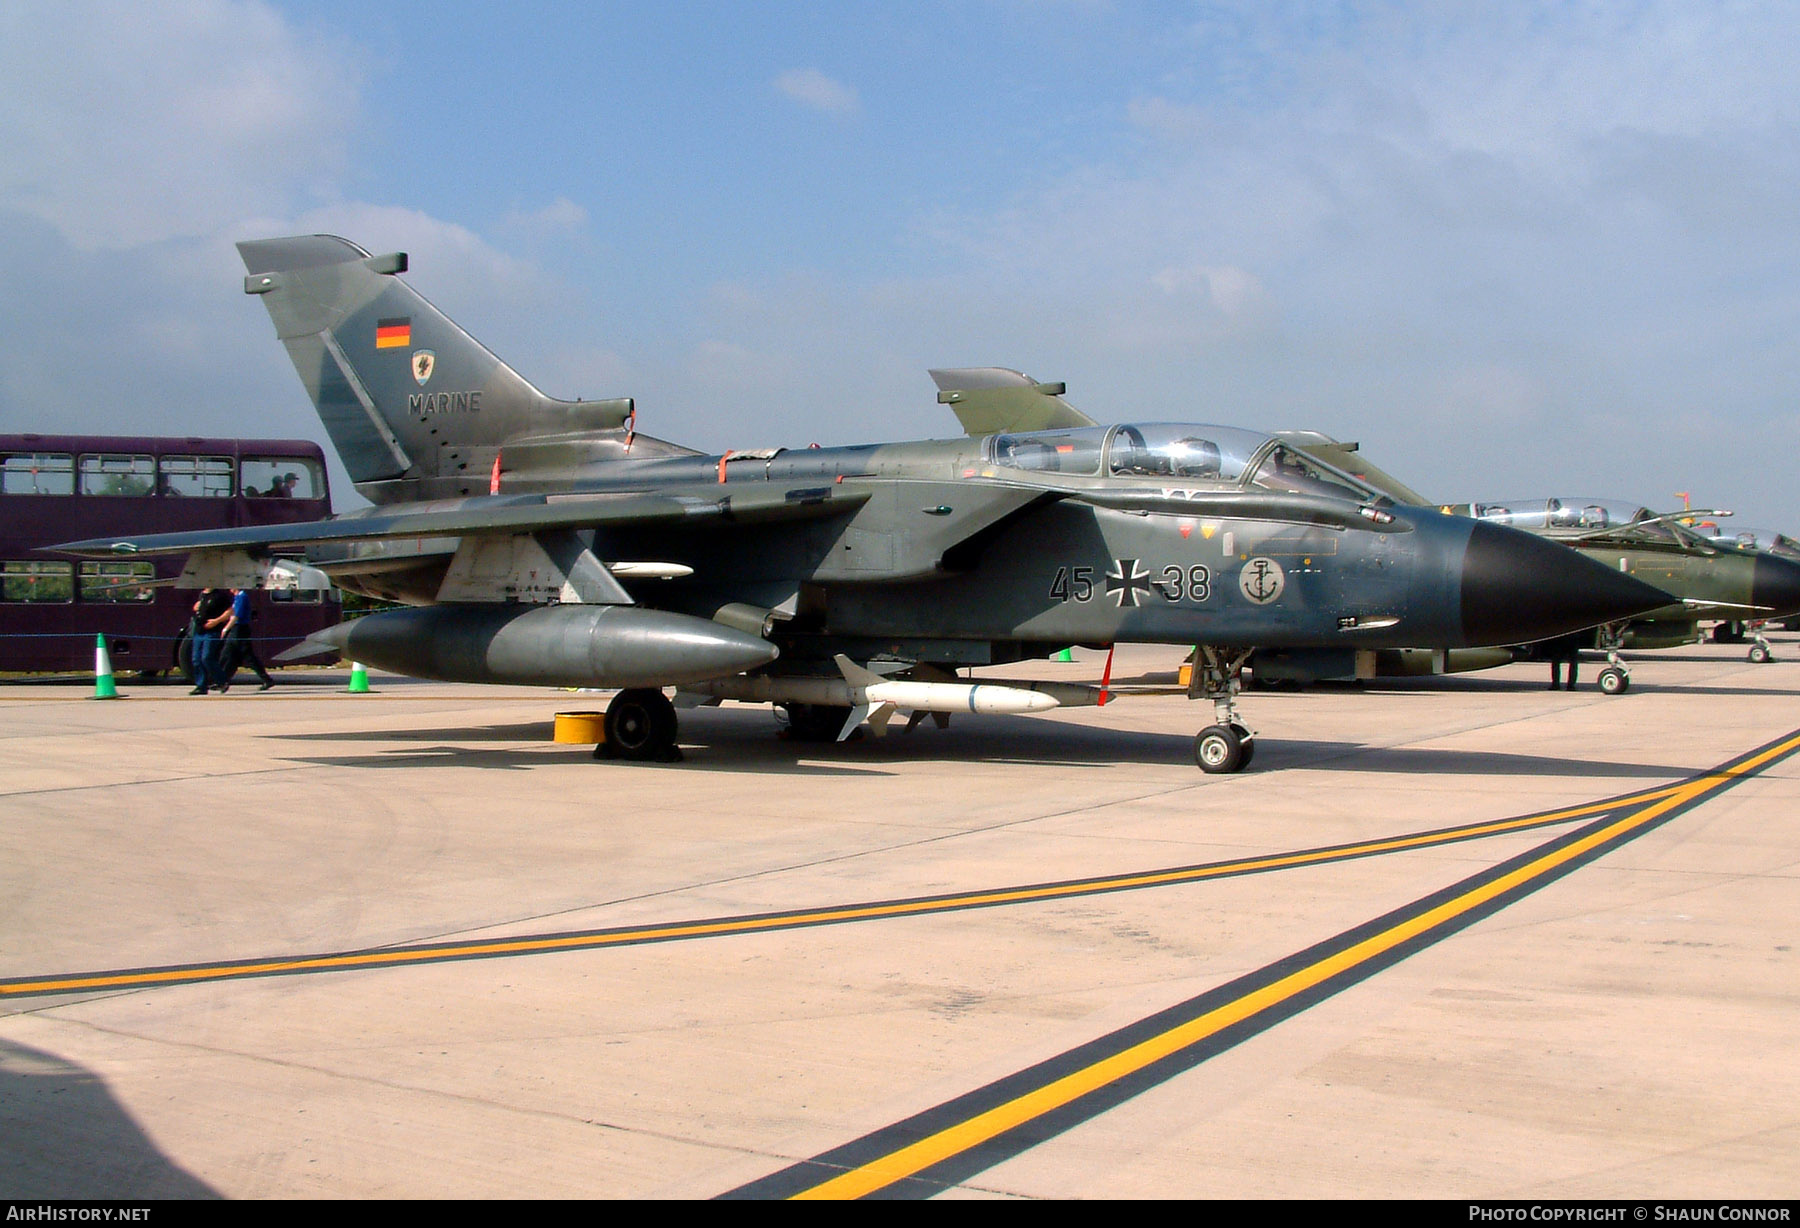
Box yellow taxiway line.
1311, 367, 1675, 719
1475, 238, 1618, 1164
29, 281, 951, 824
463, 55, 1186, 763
728, 728, 1800, 1199
0, 782, 1681, 1000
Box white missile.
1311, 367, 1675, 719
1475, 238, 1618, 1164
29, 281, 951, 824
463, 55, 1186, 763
679, 654, 1102, 740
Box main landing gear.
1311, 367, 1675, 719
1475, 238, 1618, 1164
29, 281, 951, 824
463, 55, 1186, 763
595, 687, 682, 762
1189, 646, 1257, 774
1708, 618, 1773, 662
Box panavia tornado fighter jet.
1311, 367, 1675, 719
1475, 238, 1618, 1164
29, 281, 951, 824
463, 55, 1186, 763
931, 377, 1800, 694
1694, 524, 1800, 635
55, 236, 1668, 771
1438, 499, 1800, 686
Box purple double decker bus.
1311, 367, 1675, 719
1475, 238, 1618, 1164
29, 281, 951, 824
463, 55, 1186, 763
0, 434, 341, 676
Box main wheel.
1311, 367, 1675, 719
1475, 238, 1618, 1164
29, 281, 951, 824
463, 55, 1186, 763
1194, 724, 1246, 773
1597, 666, 1629, 695
174, 629, 195, 684
1749, 643, 1773, 664
602, 688, 679, 761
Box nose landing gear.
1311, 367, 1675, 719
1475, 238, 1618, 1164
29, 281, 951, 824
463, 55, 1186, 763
1189, 646, 1258, 773
1595, 623, 1632, 695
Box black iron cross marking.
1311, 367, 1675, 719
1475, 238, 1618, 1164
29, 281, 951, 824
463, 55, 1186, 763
1107, 558, 1152, 607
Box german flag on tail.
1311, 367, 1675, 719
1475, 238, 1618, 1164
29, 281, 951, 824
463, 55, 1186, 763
375, 317, 412, 349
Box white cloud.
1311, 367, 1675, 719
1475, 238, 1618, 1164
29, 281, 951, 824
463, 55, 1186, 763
774, 68, 860, 116
0, 1, 360, 250
868, 4, 1800, 522
1152, 263, 1274, 321
501, 196, 590, 237
5, 2, 1800, 526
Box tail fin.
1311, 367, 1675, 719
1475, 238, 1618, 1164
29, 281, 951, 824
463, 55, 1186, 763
239, 235, 636, 502
929, 367, 1097, 436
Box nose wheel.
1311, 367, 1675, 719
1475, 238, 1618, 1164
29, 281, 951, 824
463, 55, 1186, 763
1195, 722, 1256, 773
1189, 646, 1258, 773
1748, 623, 1774, 663
1595, 622, 1631, 696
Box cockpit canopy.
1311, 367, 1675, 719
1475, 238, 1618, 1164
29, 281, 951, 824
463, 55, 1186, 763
1466, 498, 1710, 546
1698, 525, 1800, 559
987, 423, 1389, 503
1468, 498, 1656, 531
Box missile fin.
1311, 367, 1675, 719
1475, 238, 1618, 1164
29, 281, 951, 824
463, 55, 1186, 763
838, 703, 870, 742
833, 653, 887, 688
865, 702, 897, 738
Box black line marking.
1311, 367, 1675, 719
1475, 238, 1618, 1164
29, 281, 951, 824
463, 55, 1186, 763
1, 785, 1657, 999
722, 727, 1800, 1199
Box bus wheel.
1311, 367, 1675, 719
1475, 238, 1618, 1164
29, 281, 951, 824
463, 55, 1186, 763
174, 631, 195, 683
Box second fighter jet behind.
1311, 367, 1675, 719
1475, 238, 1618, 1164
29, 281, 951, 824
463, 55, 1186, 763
56, 236, 1669, 771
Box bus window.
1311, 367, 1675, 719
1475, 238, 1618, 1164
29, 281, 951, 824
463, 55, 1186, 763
0, 433, 339, 674
158, 455, 233, 498
243, 457, 325, 500
2, 561, 74, 602
79, 454, 154, 497
2, 453, 74, 495
78, 561, 156, 603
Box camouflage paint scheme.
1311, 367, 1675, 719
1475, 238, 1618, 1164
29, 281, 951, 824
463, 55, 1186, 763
54, 237, 1668, 769
1440, 499, 1800, 658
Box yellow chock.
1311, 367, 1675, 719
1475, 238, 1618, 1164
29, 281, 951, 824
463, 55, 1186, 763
347, 661, 371, 694
554, 711, 606, 744
1053, 647, 1074, 663
92, 633, 119, 700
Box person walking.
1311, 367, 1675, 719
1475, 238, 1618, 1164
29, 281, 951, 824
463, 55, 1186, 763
219, 586, 275, 691
188, 587, 233, 694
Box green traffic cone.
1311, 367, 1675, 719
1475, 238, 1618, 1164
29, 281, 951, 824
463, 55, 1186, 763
92, 634, 119, 700
347, 661, 370, 693
1053, 647, 1074, 662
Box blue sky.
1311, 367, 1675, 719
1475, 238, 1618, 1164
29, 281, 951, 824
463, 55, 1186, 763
3, 1, 1799, 526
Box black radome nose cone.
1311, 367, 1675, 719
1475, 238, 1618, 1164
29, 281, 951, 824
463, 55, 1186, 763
1750, 554, 1800, 620
1461, 521, 1671, 647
